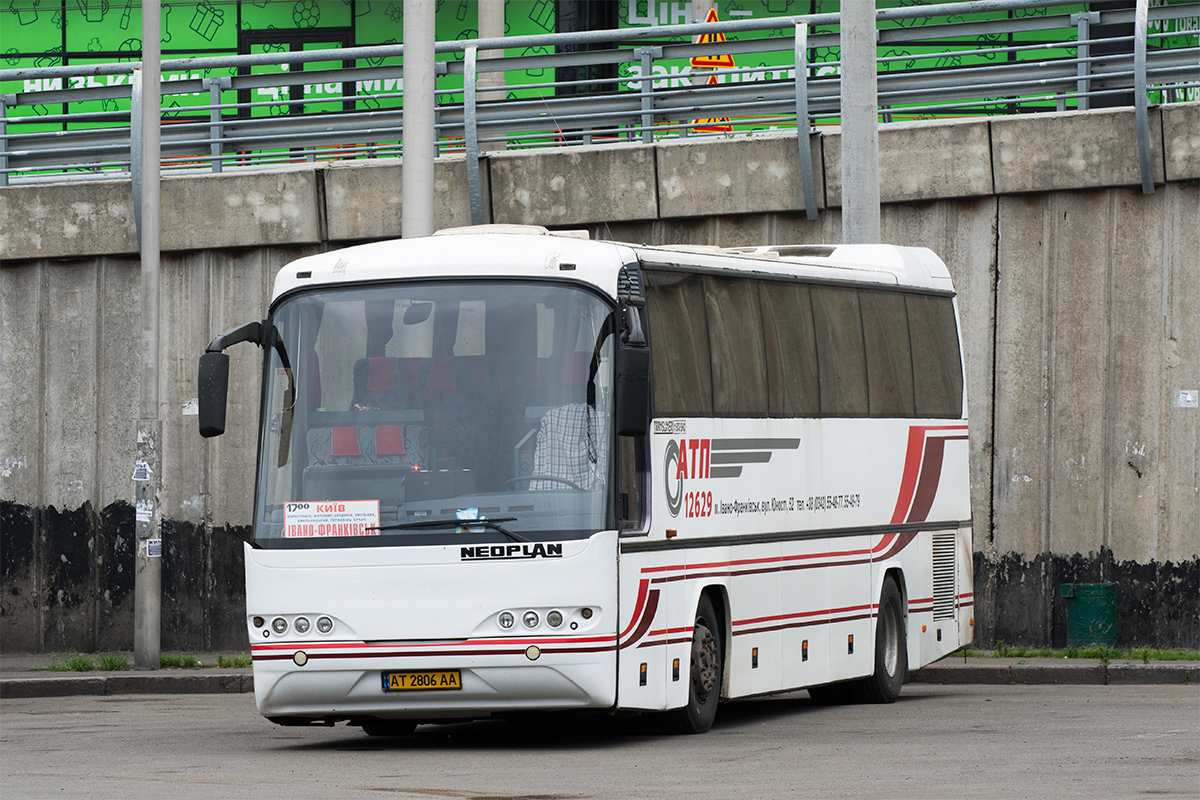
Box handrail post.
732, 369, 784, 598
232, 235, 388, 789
1072, 11, 1099, 111
1133, 0, 1154, 194
638, 46, 659, 144
0, 94, 9, 188
794, 22, 818, 221
205, 76, 231, 173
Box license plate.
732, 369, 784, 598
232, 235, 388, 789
381, 670, 462, 692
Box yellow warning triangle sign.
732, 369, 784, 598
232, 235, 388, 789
693, 74, 732, 133
690, 8, 736, 69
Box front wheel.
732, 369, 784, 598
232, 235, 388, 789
661, 593, 724, 734
855, 577, 907, 703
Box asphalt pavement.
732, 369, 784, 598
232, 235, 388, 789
1, 650, 1196, 699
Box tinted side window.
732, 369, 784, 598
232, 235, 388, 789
860, 289, 916, 417
705, 276, 768, 415
760, 281, 820, 417
907, 294, 964, 418
811, 285, 868, 416
645, 270, 712, 416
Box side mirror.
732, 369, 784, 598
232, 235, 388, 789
614, 304, 650, 437
614, 342, 650, 436
197, 351, 230, 438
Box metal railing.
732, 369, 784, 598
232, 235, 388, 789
1, 0, 1197, 201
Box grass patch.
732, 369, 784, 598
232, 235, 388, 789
159, 653, 204, 669
43, 653, 131, 672
96, 653, 131, 671
963, 643, 1200, 662
46, 654, 96, 672
216, 654, 252, 669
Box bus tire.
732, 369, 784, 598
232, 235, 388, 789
856, 577, 907, 704
662, 593, 723, 734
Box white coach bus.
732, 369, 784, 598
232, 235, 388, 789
198, 225, 973, 735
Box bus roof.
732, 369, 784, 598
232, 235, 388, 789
271, 226, 955, 304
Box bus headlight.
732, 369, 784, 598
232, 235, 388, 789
316, 616, 333, 634
294, 616, 310, 634
271, 617, 288, 635
547, 610, 564, 628
522, 610, 539, 628
498, 611, 515, 629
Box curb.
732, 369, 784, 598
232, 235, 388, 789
1, 673, 254, 699
910, 662, 1198, 686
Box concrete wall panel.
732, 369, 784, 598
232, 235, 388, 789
162, 169, 322, 251
1106, 189, 1167, 565
656, 134, 822, 219
324, 156, 487, 242
992, 108, 1166, 195
1161, 182, 1200, 562
994, 195, 1053, 558
95, 258, 140, 511
1162, 103, 1200, 181
0, 181, 136, 260
882, 198, 998, 538
824, 119, 993, 207
160, 252, 212, 527
0, 262, 43, 505
489, 144, 657, 226
1045, 192, 1110, 558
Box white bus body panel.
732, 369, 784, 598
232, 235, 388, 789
615, 416, 971, 709
246, 532, 619, 719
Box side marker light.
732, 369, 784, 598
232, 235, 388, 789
293, 651, 308, 666
639, 663, 647, 686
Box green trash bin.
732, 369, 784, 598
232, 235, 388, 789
1060, 583, 1116, 647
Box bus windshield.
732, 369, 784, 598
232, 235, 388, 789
254, 281, 617, 549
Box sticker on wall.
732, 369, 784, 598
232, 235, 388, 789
1176, 389, 1199, 409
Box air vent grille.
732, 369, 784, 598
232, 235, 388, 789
617, 265, 645, 304
932, 532, 957, 621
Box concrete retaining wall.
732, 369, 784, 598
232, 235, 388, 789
2, 104, 1197, 652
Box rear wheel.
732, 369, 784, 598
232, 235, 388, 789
855, 577, 907, 703
661, 594, 723, 734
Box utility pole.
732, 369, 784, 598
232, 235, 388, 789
134, 0, 162, 671
840, 1, 881, 244
402, 0, 436, 238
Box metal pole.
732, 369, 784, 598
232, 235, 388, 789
402, 0, 436, 238
134, 0, 162, 671
794, 22, 818, 221
1133, 0, 1154, 195
840, 0, 881, 244
476, 0, 506, 152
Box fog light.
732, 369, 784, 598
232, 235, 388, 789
271, 617, 288, 635
580, 608, 593, 619
294, 617, 310, 634
316, 616, 333, 634
547, 610, 563, 628
523, 610, 539, 628
498, 611, 515, 629
252, 616, 264, 628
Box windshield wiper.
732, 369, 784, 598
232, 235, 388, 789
367, 516, 529, 543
